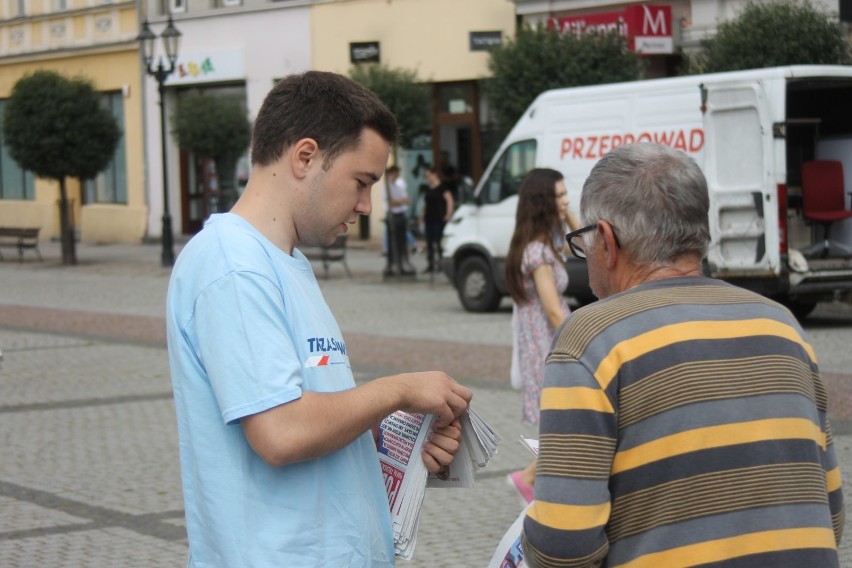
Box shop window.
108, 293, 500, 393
84, 92, 127, 204
161, 0, 186, 14
0, 100, 35, 200
438, 84, 474, 115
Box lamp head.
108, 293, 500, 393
161, 16, 182, 65
137, 20, 156, 67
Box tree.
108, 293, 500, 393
349, 64, 431, 157
3, 70, 120, 265
485, 25, 644, 134
173, 91, 251, 213
173, 91, 251, 170
691, 0, 852, 73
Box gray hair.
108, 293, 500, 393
580, 143, 710, 266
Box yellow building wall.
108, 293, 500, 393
73, 15, 86, 40
31, 23, 43, 45
118, 9, 138, 36
0, 47, 147, 243
311, 0, 515, 81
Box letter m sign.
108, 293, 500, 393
625, 4, 673, 54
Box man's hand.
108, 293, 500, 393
392, 371, 472, 428
422, 419, 461, 475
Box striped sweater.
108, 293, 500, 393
522, 276, 845, 567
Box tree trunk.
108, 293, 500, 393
57, 177, 77, 265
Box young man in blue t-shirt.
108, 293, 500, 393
166, 71, 472, 568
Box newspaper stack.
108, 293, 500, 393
377, 407, 501, 559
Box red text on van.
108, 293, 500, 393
560, 128, 704, 160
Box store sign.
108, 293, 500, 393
549, 4, 673, 54
469, 31, 502, 51
350, 42, 380, 64
165, 49, 245, 85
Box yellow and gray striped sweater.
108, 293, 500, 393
522, 276, 845, 568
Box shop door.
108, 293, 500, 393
180, 151, 219, 235
433, 81, 482, 190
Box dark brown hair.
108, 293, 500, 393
250, 71, 399, 169
505, 168, 564, 304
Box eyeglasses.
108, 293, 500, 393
565, 222, 620, 259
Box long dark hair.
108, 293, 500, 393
505, 168, 564, 304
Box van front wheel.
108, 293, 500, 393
456, 256, 502, 312
782, 298, 818, 321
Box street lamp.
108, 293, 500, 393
138, 16, 182, 267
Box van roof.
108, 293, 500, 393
531, 65, 852, 105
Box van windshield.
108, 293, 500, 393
479, 139, 537, 204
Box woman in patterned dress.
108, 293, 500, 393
505, 168, 581, 503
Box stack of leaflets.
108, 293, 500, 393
377, 407, 501, 559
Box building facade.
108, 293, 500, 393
0, 0, 145, 243
4, 0, 845, 245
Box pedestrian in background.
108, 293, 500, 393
420, 165, 455, 274
504, 168, 580, 504
523, 143, 845, 567
383, 165, 415, 277
165, 71, 472, 568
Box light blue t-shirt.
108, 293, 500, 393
166, 213, 394, 567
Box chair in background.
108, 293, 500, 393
801, 160, 852, 258
320, 235, 353, 278
301, 234, 352, 278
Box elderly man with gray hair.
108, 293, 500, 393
521, 143, 845, 567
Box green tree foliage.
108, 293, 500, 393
485, 25, 644, 133
2, 70, 120, 264
692, 0, 852, 73
349, 64, 431, 150
173, 91, 251, 166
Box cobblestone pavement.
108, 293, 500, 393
1, 240, 850, 567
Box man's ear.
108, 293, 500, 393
599, 221, 619, 269
289, 138, 320, 180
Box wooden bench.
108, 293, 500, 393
0, 227, 42, 262
301, 234, 352, 279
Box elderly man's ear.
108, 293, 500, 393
598, 222, 619, 268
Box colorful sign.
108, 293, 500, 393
548, 4, 673, 54
165, 49, 245, 86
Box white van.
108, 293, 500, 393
441, 65, 852, 318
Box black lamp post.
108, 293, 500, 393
138, 16, 182, 267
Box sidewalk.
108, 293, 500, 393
0, 240, 850, 566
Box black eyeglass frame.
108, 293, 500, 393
565, 222, 620, 259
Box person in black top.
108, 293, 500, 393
419, 165, 455, 273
